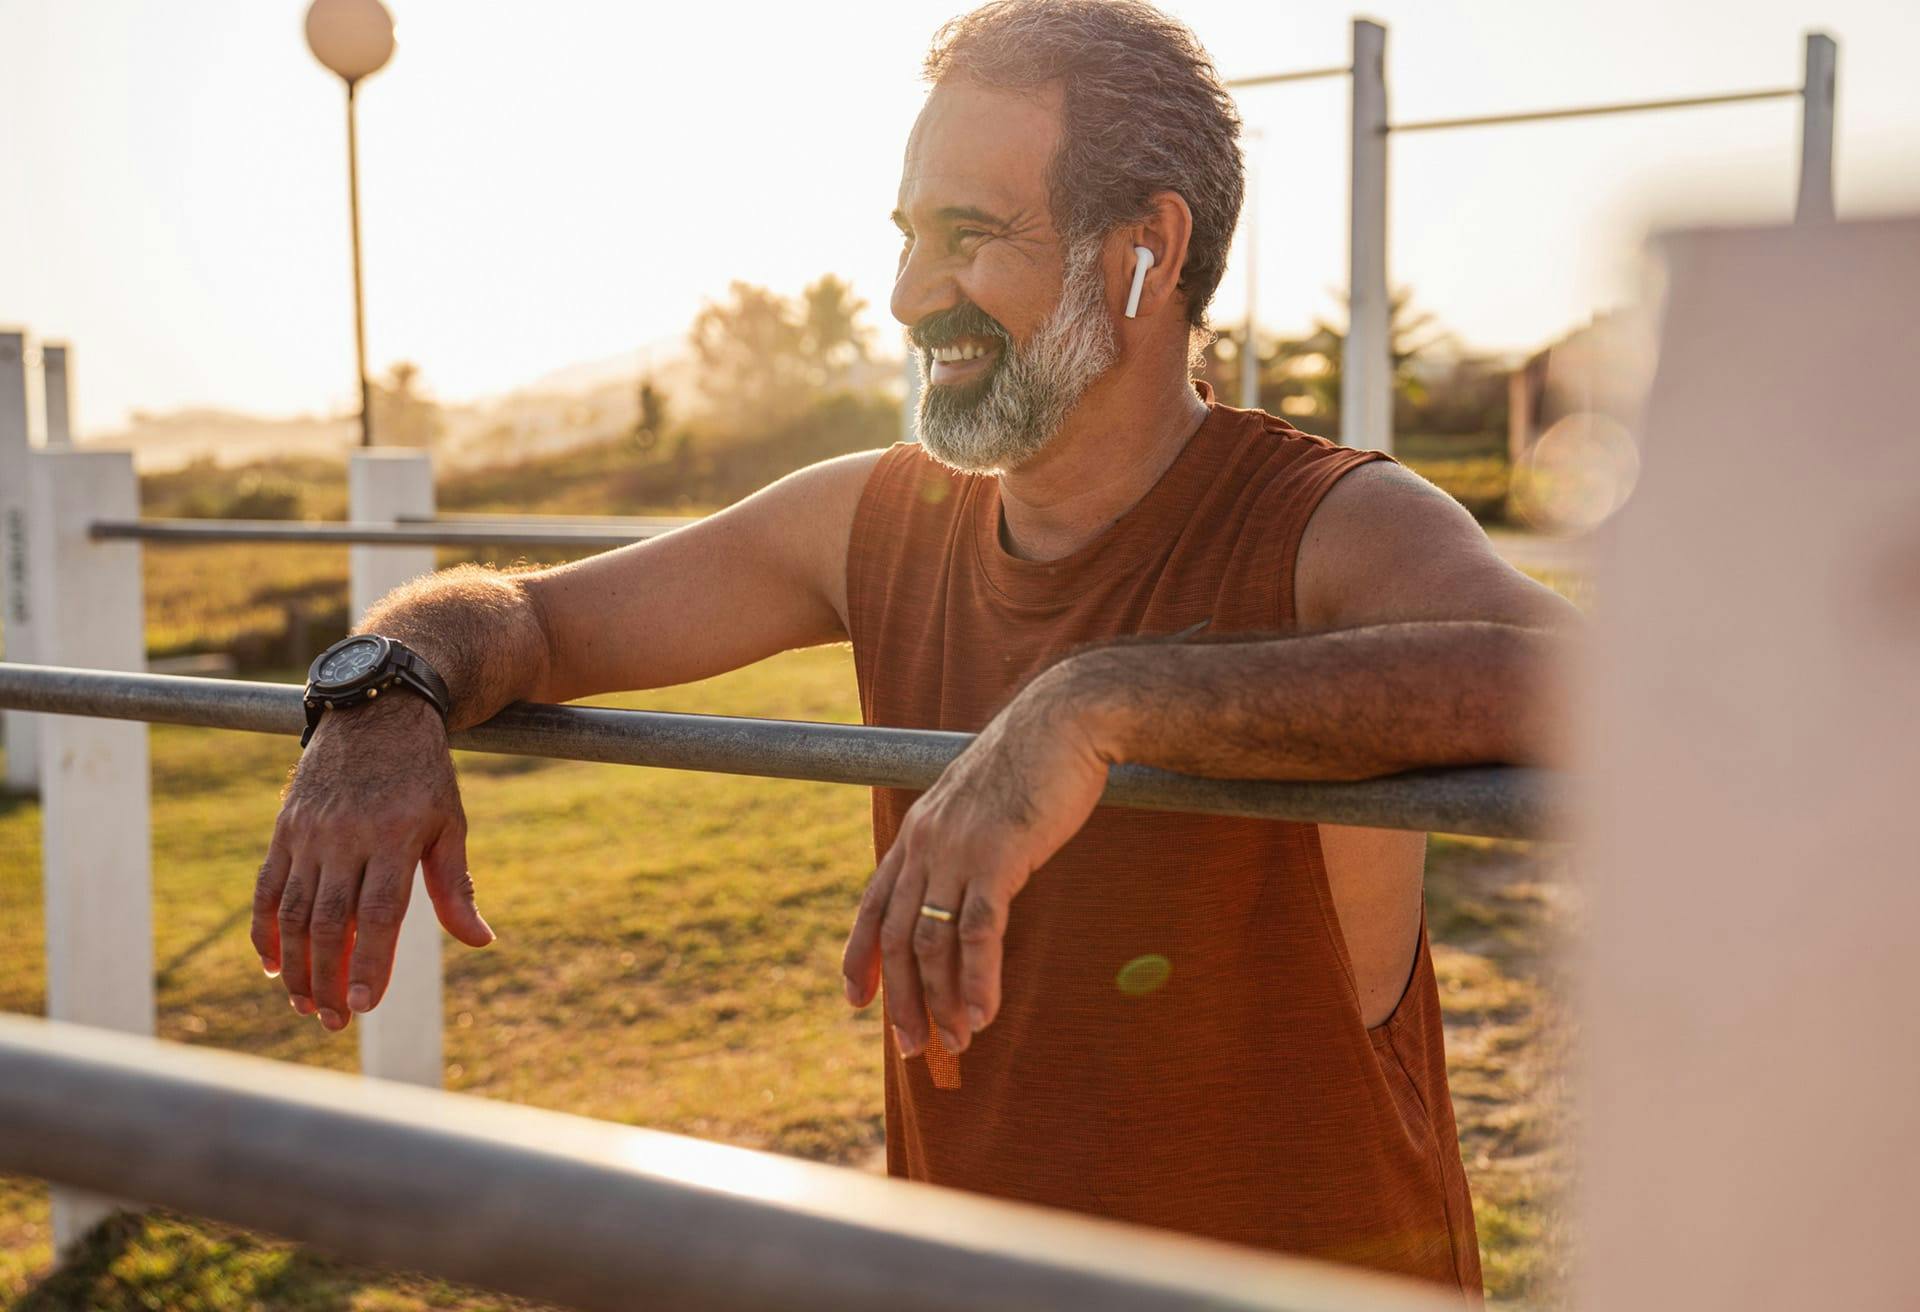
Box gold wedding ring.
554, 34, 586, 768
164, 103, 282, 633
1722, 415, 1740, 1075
918, 902, 956, 923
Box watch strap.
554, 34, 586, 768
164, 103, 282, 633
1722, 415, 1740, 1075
387, 642, 453, 721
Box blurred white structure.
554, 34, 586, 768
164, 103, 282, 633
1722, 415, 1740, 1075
1581, 215, 1919, 1309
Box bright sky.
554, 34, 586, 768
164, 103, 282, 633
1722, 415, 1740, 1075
3, 0, 1916, 435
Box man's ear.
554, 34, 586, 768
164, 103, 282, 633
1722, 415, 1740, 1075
1110, 190, 1195, 322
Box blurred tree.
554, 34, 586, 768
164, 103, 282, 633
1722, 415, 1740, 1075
799, 274, 872, 390
690, 282, 810, 425
688, 276, 878, 430
1197, 291, 1460, 436
1293, 289, 1448, 430
370, 360, 446, 449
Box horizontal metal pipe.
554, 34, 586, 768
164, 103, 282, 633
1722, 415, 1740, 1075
1390, 85, 1799, 134
0, 1016, 1458, 1312
1225, 65, 1350, 89
397, 511, 699, 531
89, 518, 661, 549
0, 663, 1562, 837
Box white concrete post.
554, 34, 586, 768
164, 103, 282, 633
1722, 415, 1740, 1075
0, 331, 41, 794
28, 449, 153, 1252
1344, 19, 1392, 454
1795, 33, 1837, 225
41, 344, 74, 447
348, 448, 443, 1087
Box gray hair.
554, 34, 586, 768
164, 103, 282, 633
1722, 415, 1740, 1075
924, 0, 1246, 331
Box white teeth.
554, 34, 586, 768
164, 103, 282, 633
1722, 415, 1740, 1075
931, 342, 993, 363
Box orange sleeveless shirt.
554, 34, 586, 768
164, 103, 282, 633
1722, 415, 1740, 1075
844, 388, 1482, 1297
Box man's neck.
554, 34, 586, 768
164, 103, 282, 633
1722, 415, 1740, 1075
995, 361, 1212, 563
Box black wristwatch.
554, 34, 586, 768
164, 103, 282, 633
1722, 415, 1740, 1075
302, 634, 452, 748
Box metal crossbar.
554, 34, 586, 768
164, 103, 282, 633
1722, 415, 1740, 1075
89, 518, 663, 549
0, 664, 1560, 837
0, 1016, 1457, 1312
398, 511, 698, 531
1390, 85, 1800, 134
1225, 65, 1350, 89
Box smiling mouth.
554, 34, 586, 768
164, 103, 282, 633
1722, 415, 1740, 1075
926, 336, 1003, 386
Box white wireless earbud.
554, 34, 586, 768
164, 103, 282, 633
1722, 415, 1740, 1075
1124, 245, 1156, 319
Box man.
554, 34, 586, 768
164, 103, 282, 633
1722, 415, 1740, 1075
253, 0, 1574, 1297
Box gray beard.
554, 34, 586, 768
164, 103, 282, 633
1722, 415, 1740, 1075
913, 239, 1119, 475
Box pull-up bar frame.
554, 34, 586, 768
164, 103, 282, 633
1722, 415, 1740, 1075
1223, 25, 1838, 455
1390, 85, 1802, 134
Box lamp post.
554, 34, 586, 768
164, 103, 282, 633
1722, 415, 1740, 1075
306, 0, 396, 448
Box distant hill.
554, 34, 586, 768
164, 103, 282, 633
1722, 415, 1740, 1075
86, 342, 907, 474
89, 407, 359, 473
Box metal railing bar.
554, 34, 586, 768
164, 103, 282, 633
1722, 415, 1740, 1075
89, 519, 661, 549
1389, 85, 1800, 134
0, 1016, 1460, 1312
1224, 65, 1350, 89
0, 664, 1562, 838
398, 511, 699, 531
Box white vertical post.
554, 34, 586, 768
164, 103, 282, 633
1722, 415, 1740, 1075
42, 344, 74, 447
1344, 18, 1392, 454
348, 448, 443, 1087
901, 355, 921, 443
1795, 33, 1837, 225
0, 331, 41, 794
29, 449, 152, 1252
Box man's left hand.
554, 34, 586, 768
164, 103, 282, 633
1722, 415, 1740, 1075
840, 664, 1114, 1057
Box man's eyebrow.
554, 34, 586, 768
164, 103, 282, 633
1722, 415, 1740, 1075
891, 205, 1012, 232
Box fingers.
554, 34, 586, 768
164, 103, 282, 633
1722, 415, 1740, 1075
854, 824, 1014, 1059
347, 854, 418, 1016
306, 856, 366, 1030
842, 843, 904, 1009
956, 885, 1008, 1035
878, 855, 933, 1058
913, 865, 971, 1053
276, 855, 321, 1017
250, 824, 293, 976
421, 819, 494, 948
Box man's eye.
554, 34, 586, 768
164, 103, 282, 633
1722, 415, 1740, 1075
956, 228, 989, 244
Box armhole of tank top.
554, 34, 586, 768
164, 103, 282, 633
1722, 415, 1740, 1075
1270, 445, 1402, 1040
1270, 446, 1395, 630
844, 443, 922, 708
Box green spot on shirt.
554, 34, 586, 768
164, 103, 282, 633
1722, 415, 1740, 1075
1116, 954, 1172, 996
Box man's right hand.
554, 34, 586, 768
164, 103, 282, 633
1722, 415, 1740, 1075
251, 693, 494, 1031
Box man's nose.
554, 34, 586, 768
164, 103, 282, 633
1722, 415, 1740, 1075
890, 238, 954, 334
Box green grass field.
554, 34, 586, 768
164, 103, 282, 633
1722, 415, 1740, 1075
0, 639, 1572, 1309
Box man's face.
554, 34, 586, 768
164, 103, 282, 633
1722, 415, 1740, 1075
891, 78, 1118, 474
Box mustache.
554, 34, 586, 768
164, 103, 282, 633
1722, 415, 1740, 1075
908, 302, 1012, 351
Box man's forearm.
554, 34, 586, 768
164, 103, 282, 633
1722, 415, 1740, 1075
355, 563, 554, 731
1048, 621, 1565, 783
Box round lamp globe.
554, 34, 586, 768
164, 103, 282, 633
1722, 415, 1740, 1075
305, 0, 396, 83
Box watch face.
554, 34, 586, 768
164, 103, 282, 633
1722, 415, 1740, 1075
317, 637, 384, 687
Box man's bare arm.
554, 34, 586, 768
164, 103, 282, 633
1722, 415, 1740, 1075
1052, 619, 1560, 782
348, 448, 884, 725
1052, 462, 1579, 776
253, 449, 883, 1032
